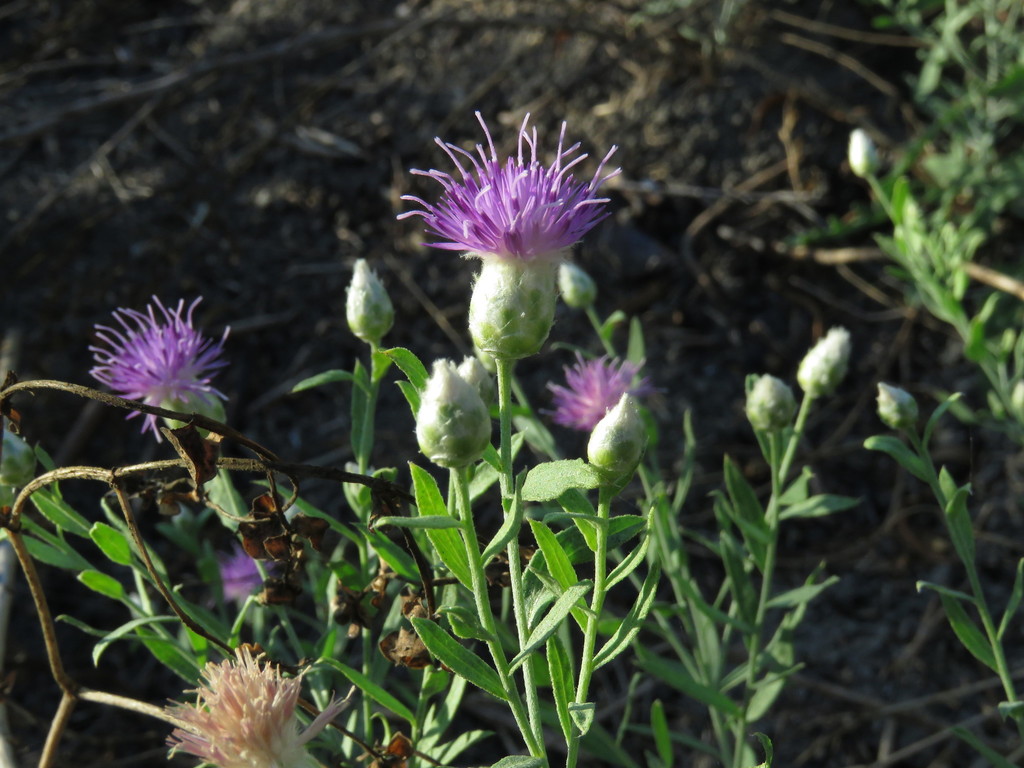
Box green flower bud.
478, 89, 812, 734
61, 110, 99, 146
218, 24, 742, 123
416, 360, 491, 468
159, 392, 227, 434
558, 261, 597, 309
1, 430, 35, 488
1012, 381, 1024, 419
877, 383, 918, 431
469, 260, 557, 360
346, 259, 394, 345
848, 128, 878, 178
745, 374, 797, 432
587, 394, 646, 484
797, 327, 851, 398
457, 356, 495, 407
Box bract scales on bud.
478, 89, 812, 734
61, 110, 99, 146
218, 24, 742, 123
346, 259, 394, 346
587, 393, 646, 484
745, 374, 797, 432
797, 327, 851, 399
559, 261, 597, 309
877, 383, 918, 431
416, 360, 492, 468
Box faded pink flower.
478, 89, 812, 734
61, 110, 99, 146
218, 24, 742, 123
166, 646, 345, 768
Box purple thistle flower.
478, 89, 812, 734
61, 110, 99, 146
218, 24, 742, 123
89, 296, 228, 438
217, 544, 268, 604
548, 354, 654, 432
399, 112, 620, 262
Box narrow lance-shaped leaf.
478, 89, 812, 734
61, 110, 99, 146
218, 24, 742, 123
411, 617, 507, 701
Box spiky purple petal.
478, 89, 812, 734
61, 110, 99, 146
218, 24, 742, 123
399, 112, 620, 261
547, 354, 654, 432
89, 296, 228, 438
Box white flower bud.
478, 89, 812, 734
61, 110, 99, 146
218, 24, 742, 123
457, 356, 495, 407
797, 327, 851, 398
346, 259, 394, 345
416, 360, 491, 468
587, 394, 646, 483
745, 374, 797, 432
0, 430, 35, 488
1012, 381, 1024, 418
877, 383, 918, 431
558, 261, 597, 309
848, 128, 878, 178
469, 260, 557, 360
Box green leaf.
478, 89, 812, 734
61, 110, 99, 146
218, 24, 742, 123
409, 463, 472, 589
922, 392, 962, 448
489, 758, 545, 768
779, 495, 859, 521
943, 483, 975, 569
637, 648, 741, 718
719, 531, 756, 625
78, 570, 125, 600
32, 489, 92, 538
765, 576, 838, 609
936, 592, 996, 671
569, 701, 595, 736
998, 701, 1024, 720
521, 459, 602, 501
510, 582, 592, 671
410, 617, 507, 700
88, 615, 181, 666
481, 475, 526, 563
439, 605, 494, 643
650, 700, 673, 768
547, 635, 574, 743
917, 579, 975, 605
606, 531, 650, 589
998, 558, 1024, 641
863, 435, 930, 482
528, 519, 578, 590
750, 733, 774, 768
89, 522, 133, 566
595, 563, 660, 668
951, 727, 1017, 768
395, 380, 420, 417
290, 369, 355, 392
382, 347, 429, 392
22, 533, 91, 571
374, 515, 462, 530
321, 659, 415, 724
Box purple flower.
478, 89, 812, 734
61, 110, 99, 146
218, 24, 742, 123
399, 112, 620, 262
548, 354, 654, 431
89, 297, 228, 438
217, 544, 267, 604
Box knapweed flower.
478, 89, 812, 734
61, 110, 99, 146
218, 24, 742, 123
218, 544, 271, 604
399, 112, 619, 262
548, 354, 654, 432
166, 646, 346, 768
89, 297, 228, 438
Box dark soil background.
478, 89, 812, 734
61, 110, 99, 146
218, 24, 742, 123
2, 1, 1023, 767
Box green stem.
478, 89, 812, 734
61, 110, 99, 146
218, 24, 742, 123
495, 357, 546, 758
565, 485, 613, 768
451, 466, 545, 758
908, 432, 1024, 738
585, 306, 617, 357
731, 394, 815, 768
